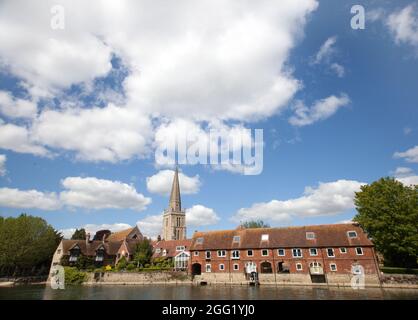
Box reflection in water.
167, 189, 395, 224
0, 285, 417, 300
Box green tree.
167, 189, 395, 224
241, 219, 270, 229
354, 177, 418, 268
134, 238, 153, 267
71, 228, 87, 240
0, 214, 62, 276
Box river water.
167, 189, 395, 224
1, 285, 418, 300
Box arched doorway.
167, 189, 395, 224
191, 263, 201, 275
260, 261, 272, 273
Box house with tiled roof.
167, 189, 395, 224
50, 226, 143, 268
189, 223, 381, 286
152, 239, 192, 270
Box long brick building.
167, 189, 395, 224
189, 223, 381, 286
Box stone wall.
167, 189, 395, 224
381, 274, 418, 288
86, 271, 191, 285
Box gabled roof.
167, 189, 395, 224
61, 239, 131, 256
106, 226, 142, 242
190, 224, 373, 250
152, 239, 192, 258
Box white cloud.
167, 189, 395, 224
60, 177, 151, 211
0, 123, 49, 156
387, 5, 418, 47
0, 155, 6, 176
186, 205, 220, 227
60, 223, 133, 239
313, 36, 337, 64
136, 215, 163, 239
393, 166, 418, 186
0, 91, 37, 119
31, 104, 151, 162
0, 0, 320, 162
394, 145, 418, 163
146, 170, 201, 196
330, 63, 345, 78
0, 187, 61, 210
289, 94, 350, 127
233, 180, 365, 223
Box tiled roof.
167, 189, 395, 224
190, 224, 373, 250
106, 227, 135, 242
62, 240, 121, 256
152, 239, 192, 258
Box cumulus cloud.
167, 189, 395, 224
0, 123, 49, 156
394, 145, 418, 163
0, 91, 37, 119
289, 94, 350, 127
393, 167, 418, 186
233, 180, 365, 223
330, 63, 345, 78
387, 5, 418, 47
60, 177, 151, 211
146, 170, 201, 195
0, 0, 320, 162
0, 155, 6, 176
186, 205, 220, 227
136, 215, 163, 239
31, 104, 151, 162
0, 187, 61, 210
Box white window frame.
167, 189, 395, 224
309, 248, 318, 256
176, 246, 185, 251
327, 248, 335, 258
355, 247, 364, 255
219, 263, 225, 271
231, 250, 240, 259
217, 250, 226, 257
261, 234, 269, 241
277, 249, 285, 256
292, 248, 302, 258
233, 263, 239, 271
347, 231, 357, 238
247, 249, 253, 257
306, 232, 316, 240
296, 263, 303, 271
205, 251, 211, 259
205, 264, 211, 273
330, 263, 337, 271
233, 236, 240, 243
194, 251, 199, 256
340, 247, 347, 254
155, 248, 161, 254
162, 249, 167, 257
261, 249, 269, 256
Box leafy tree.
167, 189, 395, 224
71, 228, 87, 240
134, 238, 153, 267
241, 219, 270, 229
354, 177, 418, 268
0, 214, 62, 276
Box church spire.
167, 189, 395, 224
169, 166, 181, 212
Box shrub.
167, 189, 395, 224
64, 267, 87, 285
126, 263, 135, 271
116, 256, 128, 271
105, 265, 112, 271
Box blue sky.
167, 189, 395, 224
0, 0, 417, 239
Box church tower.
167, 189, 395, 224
162, 167, 187, 240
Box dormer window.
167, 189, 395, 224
306, 232, 315, 240
156, 248, 161, 254
95, 249, 104, 262
261, 234, 269, 241
162, 249, 167, 256
347, 231, 357, 238
196, 237, 204, 244
176, 246, 185, 251
233, 236, 240, 243
69, 246, 80, 262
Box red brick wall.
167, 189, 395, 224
189, 246, 379, 275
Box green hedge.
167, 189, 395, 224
381, 267, 418, 275
64, 267, 87, 285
